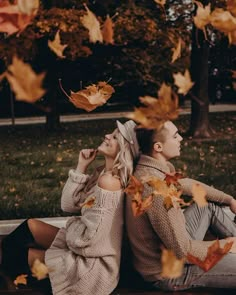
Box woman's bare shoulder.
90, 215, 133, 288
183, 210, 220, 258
98, 173, 122, 191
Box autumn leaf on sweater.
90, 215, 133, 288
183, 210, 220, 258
165, 173, 183, 186
48, 30, 68, 58
171, 37, 182, 63
128, 83, 179, 129
102, 15, 114, 45
17, 0, 39, 15
60, 81, 114, 112
173, 70, 194, 95
0, 0, 37, 35
80, 196, 96, 209
14, 274, 28, 286
193, 1, 211, 33
227, 0, 236, 17
161, 248, 184, 278
80, 4, 103, 43
6, 56, 46, 103
192, 183, 207, 207
125, 175, 144, 197
187, 239, 233, 272
31, 259, 49, 280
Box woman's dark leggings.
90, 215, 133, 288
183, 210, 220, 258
1, 219, 35, 278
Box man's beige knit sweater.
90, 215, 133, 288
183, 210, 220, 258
126, 155, 234, 282
45, 168, 124, 295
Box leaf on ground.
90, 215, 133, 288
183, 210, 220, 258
102, 15, 114, 45
127, 83, 179, 129
80, 196, 96, 209
171, 37, 182, 63
17, 0, 39, 15
14, 274, 28, 286
80, 4, 103, 43
6, 56, 46, 103
161, 248, 185, 278
187, 240, 233, 272
66, 81, 115, 112
173, 69, 194, 95
48, 30, 68, 58
31, 259, 49, 280
192, 183, 207, 207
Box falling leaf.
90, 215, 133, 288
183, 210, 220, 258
0, 0, 37, 35
173, 70, 194, 95
102, 15, 114, 44
80, 4, 103, 43
14, 274, 28, 286
127, 83, 179, 129
227, 0, 236, 17
161, 248, 185, 278
171, 37, 182, 63
17, 0, 39, 15
154, 0, 166, 6
60, 80, 115, 112
31, 259, 49, 280
193, 1, 211, 38
6, 56, 46, 103
48, 30, 68, 59
192, 183, 207, 207
187, 240, 233, 271
80, 196, 96, 209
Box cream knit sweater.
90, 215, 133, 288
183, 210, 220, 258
45, 168, 124, 295
126, 155, 234, 282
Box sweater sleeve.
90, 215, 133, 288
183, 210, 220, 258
147, 193, 228, 262
65, 185, 123, 256
179, 177, 233, 205
61, 169, 90, 213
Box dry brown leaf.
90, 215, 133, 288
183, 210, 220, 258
14, 274, 28, 286
165, 173, 183, 186
31, 259, 49, 280
80, 4, 103, 43
173, 70, 194, 95
127, 83, 179, 129
80, 196, 96, 209
227, 0, 236, 17
192, 183, 207, 207
187, 239, 233, 272
161, 248, 185, 278
171, 37, 182, 63
17, 0, 39, 15
193, 1, 211, 32
48, 30, 68, 59
210, 8, 236, 34
6, 56, 46, 103
65, 81, 114, 112
102, 15, 114, 45
125, 175, 144, 197
154, 0, 166, 6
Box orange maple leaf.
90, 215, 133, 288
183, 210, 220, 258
161, 248, 185, 278
80, 4, 103, 43
31, 259, 49, 280
127, 83, 179, 129
14, 274, 28, 286
187, 240, 233, 271
80, 196, 96, 209
193, 1, 211, 39
102, 15, 114, 45
6, 56, 46, 103
48, 30, 68, 59
164, 172, 183, 186
60, 80, 115, 112
173, 70, 194, 95
227, 0, 236, 17
154, 0, 166, 7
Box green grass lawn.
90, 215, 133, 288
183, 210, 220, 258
0, 112, 235, 220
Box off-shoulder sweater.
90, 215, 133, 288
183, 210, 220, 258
126, 155, 234, 282
45, 168, 124, 295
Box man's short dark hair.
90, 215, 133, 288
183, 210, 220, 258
135, 128, 156, 155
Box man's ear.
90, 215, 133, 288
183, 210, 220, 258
153, 142, 163, 152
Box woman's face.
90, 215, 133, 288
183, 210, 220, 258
159, 121, 183, 160
98, 129, 120, 159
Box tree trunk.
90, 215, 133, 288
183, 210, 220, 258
188, 13, 214, 138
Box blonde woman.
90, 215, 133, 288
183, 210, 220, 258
1, 120, 139, 295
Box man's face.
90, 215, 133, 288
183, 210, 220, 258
159, 121, 183, 160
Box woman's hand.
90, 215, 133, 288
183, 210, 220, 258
76, 149, 97, 173
229, 199, 236, 214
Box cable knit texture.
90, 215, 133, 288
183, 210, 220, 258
126, 155, 233, 282
45, 168, 124, 295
